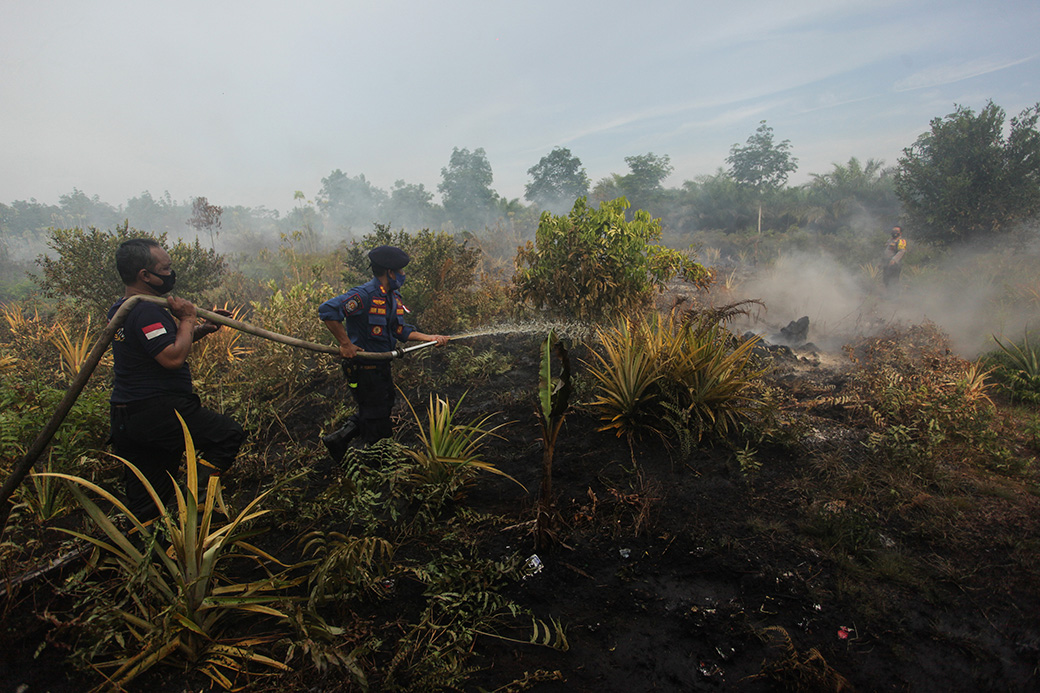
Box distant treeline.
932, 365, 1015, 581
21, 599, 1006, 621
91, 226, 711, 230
3, 100, 1038, 264
0, 151, 900, 262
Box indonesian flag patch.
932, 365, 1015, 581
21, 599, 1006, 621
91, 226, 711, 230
142, 322, 168, 340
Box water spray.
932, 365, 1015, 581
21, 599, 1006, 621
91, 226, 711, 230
0, 294, 440, 530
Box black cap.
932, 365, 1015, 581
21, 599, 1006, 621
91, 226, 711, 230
368, 245, 410, 271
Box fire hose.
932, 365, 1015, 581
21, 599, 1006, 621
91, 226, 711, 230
0, 293, 440, 531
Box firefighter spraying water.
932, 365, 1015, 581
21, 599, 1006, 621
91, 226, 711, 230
318, 245, 450, 460
0, 245, 450, 530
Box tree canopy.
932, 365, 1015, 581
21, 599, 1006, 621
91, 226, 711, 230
317, 170, 389, 236
895, 101, 1040, 243
619, 153, 673, 215
524, 147, 590, 213
188, 196, 223, 249
34, 222, 226, 314
438, 147, 499, 231
807, 157, 899, 233
727, 121, 798, 191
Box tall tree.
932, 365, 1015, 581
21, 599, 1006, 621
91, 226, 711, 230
727, 121, 798, 191
386, 180, 441, 230
124, 191, 185, 236
317, 170, 389, 238
619, 153, 673, 215
438, 147, 499, 231
589, 174, 625, 206
672, 169, 757, 234
524, 147, 590, 213
57, 189, 119, 231
187, 196, 223, 250
896, 101, 1040, 243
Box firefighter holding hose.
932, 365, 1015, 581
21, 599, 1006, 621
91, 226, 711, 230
319, 245, 449, 461
108, 239, 245, 521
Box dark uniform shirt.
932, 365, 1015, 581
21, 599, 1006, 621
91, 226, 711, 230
318, 278, 416, 352
107, 298, 192, 403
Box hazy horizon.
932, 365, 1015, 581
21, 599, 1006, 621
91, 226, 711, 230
2, 0, 1038, 214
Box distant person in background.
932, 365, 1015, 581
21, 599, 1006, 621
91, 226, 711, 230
882, 225, 907, 292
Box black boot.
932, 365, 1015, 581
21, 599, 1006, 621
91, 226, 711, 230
322, 421, 359, 463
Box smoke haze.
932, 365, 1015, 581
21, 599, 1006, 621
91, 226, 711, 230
727, 230, 1040, 357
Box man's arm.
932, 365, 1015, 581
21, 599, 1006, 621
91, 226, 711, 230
154, 297, 197, 370
891, 243, 906, 264
408, 331, 450, 347
324, 319, 362, 359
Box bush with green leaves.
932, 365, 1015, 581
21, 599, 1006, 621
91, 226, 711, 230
0, 366, 109, 474
896, 101, 1040, 243
586, 312, 768, 460
988, 332, 1040, 404
514, 197, 711, 322
33, 221, 227, 314
46, 413, 307, 690
230, 278, 339, 431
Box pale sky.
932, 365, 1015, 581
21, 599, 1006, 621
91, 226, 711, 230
2, 0, 1037, 213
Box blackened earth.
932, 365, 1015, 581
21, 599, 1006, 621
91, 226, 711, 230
3, 331, 1039, 692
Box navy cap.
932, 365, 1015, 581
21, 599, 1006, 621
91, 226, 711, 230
368, 245, 410, 271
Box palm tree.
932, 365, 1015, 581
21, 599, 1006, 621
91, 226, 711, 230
808, 157, 899, 233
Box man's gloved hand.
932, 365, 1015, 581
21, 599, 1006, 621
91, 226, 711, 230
196, 307, 232, 337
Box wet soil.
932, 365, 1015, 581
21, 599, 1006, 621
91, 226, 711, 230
3, 331, 1040, 692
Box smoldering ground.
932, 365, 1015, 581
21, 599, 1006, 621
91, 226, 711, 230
719, 227, 1040, 357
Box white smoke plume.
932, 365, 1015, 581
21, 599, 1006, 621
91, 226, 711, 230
721, 227, 1040, 358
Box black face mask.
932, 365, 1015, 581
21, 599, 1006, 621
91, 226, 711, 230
147, 269, 177, 295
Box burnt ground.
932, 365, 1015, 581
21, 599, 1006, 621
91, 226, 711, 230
3, 330, 1040, 692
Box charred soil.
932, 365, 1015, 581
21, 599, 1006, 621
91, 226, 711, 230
3, 330, 1040, 692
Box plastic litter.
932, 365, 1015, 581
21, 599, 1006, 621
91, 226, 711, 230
523, 554, 543, 579
618, 548, 631, 559
698, 662, 724, 678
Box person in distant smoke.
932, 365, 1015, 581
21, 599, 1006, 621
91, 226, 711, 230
318, 245, 449, 462
882, 225, 907, 292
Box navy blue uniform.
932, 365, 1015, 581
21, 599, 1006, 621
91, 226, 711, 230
319, 278, 416, 444
108, 299, 244, 520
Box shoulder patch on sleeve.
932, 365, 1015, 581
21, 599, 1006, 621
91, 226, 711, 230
142, 322, 168, 340
344, 298, 360, 314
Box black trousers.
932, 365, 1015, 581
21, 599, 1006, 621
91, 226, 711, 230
110, 394, 244, 521
883, 263, 902, 288
343, 361, 395, 445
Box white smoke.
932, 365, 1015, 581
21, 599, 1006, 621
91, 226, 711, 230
719, 227, 1040, 357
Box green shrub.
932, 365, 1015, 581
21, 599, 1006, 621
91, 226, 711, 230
514, 197, 711, 322
45, 414, 306, 690
33, 222, 227, 314
988, 332, 1040, 404
586, 313, 768, 456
